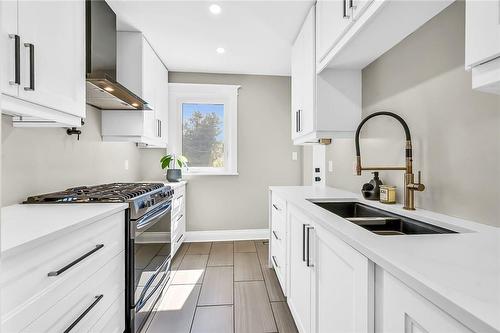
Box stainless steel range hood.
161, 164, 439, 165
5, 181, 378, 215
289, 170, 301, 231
85, 0, 150, 110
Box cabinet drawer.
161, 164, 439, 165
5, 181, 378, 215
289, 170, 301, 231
90, 291, 125, 333
172, 230, 185, 258
270, 239, 286, 291
271, 194, 286, 220
172, 211, 185, 239
24, 252, 124, 332
172, 186, 185, 218
271, 208, 285, 237
1, 211, 124, 331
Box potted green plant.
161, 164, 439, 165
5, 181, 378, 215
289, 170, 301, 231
160, 154, 188, 182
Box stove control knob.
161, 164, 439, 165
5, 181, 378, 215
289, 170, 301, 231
139, 201, 146, 209
146, 200, 151, 208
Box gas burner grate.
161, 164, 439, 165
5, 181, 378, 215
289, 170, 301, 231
24, 183, 165, 204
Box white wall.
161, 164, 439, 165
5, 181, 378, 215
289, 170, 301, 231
307, 2, 500, 226
1, 106, 143, 205
143, 72, 303, 231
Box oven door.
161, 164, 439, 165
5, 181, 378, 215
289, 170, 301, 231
130, 200, 172, 332
135, 200, 172, 236
134, 244, 171, 332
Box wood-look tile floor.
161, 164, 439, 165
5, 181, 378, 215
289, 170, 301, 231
143, 240, 298, 333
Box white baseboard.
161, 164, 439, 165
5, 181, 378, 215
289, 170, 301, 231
136, 232, 170, 244
185, 229, 269, 242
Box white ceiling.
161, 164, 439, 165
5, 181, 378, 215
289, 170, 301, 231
107, 0, 314, 76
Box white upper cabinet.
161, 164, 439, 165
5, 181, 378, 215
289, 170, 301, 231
0, 0, 85, 127
465, 0, 500, 95
102, 32, 168, 148
291, 6, 315, 141
315, 0, 354, 64
316, 0, 453, 71
465, 0, 500, 68
291, 5, 361, 145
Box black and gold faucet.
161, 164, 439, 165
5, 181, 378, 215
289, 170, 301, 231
354, 111, 425, 210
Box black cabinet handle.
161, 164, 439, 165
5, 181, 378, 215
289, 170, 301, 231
176, 233, 184, 243
306, 226, 314, 267
272, 255, 279, 268
272, 230, 279, 240
63, 295, 103, 333
343, 0, 350, 19
302, 224, 307, 262
272, 204, 280, 211
48, 244, 104, 277
8, 34, 20, 86
24, 43, 35, 91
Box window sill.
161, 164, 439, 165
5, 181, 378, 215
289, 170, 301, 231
184, 172, 239, 176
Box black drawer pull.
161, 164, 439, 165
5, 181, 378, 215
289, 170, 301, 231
63, 295, 103, 333
176, 233, 184, 243
8, 34, 20, 86
272, 204, 280, 211
48, 244, 104, 277
272, 230, 280, 240
272, 255, 279, 268
24, 43, 35, 91
176, 213, 184, 222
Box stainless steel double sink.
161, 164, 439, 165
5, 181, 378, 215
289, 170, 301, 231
311, 201, 457, 236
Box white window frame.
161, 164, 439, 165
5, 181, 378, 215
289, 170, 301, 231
168, 83, 240, 176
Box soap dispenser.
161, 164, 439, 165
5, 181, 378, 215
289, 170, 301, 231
361, 172, 383, 200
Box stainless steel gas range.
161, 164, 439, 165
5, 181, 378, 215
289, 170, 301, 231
25, 183, 174, 332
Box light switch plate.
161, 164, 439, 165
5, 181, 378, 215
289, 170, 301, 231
292, 151, 298, 161
328, 160, 333, 172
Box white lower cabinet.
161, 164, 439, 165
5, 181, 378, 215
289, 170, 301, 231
24, 253, 124, 332
375, 266, 473, 333
0, 211, 125, 332
314, 223, 374, 333
287, 206, 314, 333
171, 184, 186, 257
286, 205, 374, 333
269, 191, 476, 333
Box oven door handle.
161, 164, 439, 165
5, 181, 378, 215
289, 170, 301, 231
136, 201, 172, 231
135, 255, 171, 310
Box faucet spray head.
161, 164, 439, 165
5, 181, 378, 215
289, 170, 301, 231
356, 156, 362, 176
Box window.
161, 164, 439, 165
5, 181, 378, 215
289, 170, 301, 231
182, 103, 225, 168
169, 83, 239, 175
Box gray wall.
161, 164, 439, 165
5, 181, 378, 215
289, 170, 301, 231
1, 106, 144, 205
314, 2, 500, 226
144, 72, 303, 231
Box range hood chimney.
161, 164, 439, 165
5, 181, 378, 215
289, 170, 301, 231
85, 0, 150, 110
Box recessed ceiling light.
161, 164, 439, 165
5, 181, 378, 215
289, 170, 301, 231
216, 47, 225, 54
104, 86, 114, 92
209, 4, 221, 15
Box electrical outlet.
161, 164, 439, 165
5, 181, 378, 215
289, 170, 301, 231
124, 159, 129, 170
292, 151, 298, 161
328, 160, 333, 172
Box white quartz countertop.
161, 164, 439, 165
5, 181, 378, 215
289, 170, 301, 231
141, 180, 187, 190
269, 186, 500, 333
1, 203, 128, 256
